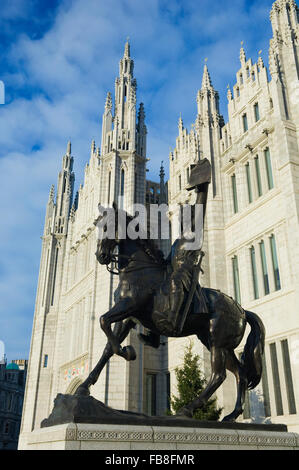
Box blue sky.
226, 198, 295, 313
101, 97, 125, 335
0, 0, 276, 361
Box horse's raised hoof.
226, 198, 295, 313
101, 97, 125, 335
119, 345, 136, 361
74, 386, 90, 397
176, 407, 193, 418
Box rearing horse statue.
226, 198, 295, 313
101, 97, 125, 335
76, 206, 265, 423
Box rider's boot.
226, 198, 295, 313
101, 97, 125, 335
138, 331, 161, 349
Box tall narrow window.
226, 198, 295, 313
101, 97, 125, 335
179, 174, 182, 191
231, 174, 238, 214
254, 156, 262, 197
269, 234, 281, 291
245, 163, 253, 203
43, 354, 48, 368
240, 73, 243, 85
120, 169, 125, 196
270, 343, 283, 416
51, 248, 59, 305
264, 148, 274, 189
134, 172, 137, 203
108, 171, 111, 204
146, 374, 157, 416
232, 256, 241, 303
186, 167, 190, 182
254, 102, 260, 122
250, 246, 259, 299
246, 66, 250, 78
242, 113, 248, 132
261, 353, 271, 417
259, 241, 270, 295
281, 339, 297, 415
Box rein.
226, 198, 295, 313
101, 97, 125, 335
105, 252, 165, 276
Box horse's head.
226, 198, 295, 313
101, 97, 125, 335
95, 202, 119, 266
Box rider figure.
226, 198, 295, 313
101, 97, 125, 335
139, 158, 211, 346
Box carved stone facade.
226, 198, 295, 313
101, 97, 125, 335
168, 0, 299, 433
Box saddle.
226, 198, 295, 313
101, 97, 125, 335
152, 283, 209, 336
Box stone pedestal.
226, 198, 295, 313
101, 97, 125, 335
19, 422, 299, 450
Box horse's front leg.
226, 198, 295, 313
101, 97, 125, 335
75, 319, 136, 396
100, 298, 136, 357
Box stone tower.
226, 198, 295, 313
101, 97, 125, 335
19, 42, 168, 448
99, 40, 147, 210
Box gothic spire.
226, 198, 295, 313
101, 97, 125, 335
178, 114, 184, 132
66, 140, 71, 155
124, 39, 130, 58
48, 184, 55, 203
201, 64, 213, 90
105, 92, 112, 110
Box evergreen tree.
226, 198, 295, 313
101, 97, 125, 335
168, 341, 222, 420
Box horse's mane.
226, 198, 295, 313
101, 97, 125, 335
125, 212, 166, 265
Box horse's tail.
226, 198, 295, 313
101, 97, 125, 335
242, 310, 266, 390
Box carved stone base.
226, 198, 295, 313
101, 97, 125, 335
20, 422, 299, 450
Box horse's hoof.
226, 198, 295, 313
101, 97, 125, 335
176, 407, 193, 418
221, 415, 236, 423
75, 386, 90, 397
121, 345, 136, 361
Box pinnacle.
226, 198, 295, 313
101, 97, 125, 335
67, 140, 71, 155
201, 64, 213, 90
49, 184, 55, 202
105, 92, 112, 110
240, 46, 246, 64
124, 39, 130, 58
178, 114, 184, 130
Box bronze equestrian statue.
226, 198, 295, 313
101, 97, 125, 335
76, 158, 265, 423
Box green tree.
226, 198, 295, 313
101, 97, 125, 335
168, 341, 222, 421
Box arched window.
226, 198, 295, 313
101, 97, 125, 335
240, 73, 243, 85
236, 87, 240, 98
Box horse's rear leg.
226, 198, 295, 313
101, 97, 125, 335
76, 319, 137, 396
222, 350, 247, 422
177, 346, 227, 417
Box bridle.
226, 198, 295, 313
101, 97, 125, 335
105, 252, 165, 275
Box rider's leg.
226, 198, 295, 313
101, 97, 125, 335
167, 278, 184, 333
